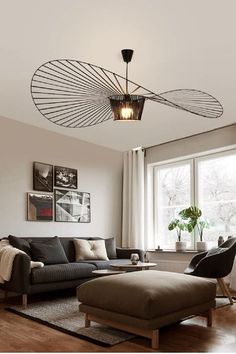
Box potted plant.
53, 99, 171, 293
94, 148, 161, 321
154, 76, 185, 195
179, 206, 209, 251
168, 218, 187, 251
195, 218, 210, 251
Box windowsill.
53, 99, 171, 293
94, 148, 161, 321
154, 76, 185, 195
147, 249, 199, 254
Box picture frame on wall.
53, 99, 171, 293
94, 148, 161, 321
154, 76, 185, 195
27, 192, 53, 221
54, 189, 90, 223
54, 166, 77, 189
33, 162, 53, 192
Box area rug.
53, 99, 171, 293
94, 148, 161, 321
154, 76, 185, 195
6, 297, 135, 347
215, 296, 236, 308
6, 296, 234, 347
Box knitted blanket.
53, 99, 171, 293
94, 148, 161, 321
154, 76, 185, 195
0, 239, 44, 284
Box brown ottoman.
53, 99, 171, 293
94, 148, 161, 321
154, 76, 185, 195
78, 270, 216, 349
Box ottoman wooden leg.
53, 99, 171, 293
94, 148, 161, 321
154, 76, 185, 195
85, 314, 91, 328
151, 329, 159, 349
206, 309, 213, 327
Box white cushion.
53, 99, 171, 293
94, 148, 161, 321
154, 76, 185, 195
73, 239, 109, 261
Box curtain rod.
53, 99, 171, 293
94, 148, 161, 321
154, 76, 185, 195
144, 123, 236, 150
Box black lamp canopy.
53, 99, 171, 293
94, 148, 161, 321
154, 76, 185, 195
31, 49, 223, 128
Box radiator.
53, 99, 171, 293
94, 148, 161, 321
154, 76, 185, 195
155, 260, 189, 273
155, 259, 236, 291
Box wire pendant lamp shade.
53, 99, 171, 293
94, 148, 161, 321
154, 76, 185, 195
31, 49, 223, 128
110, 95, 145, 121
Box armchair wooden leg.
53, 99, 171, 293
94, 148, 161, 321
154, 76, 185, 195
22, 294, 27, 309
217, 278, 234, 305
85, 314, 91, 328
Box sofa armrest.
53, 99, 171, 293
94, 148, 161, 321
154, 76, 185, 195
3, 253, 31, 294
116, 248, 145, 262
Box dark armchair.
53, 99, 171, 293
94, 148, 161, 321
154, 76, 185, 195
184, 237, 236, 304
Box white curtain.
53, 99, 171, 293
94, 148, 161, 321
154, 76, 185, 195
122, 148, 145, 249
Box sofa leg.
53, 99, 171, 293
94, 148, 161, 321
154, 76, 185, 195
4, 291, 8, 302
22, 294, 27, 309
151, 329, 159, 349
85, 314, 91, 328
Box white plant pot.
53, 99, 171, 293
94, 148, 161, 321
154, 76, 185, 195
197, 241, 208, 252
175, 241, 187, 252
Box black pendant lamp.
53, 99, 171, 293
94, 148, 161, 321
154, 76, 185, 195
109, 49, 145, 121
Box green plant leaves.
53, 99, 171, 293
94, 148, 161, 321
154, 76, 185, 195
179, 206, 202, 220
168, 206, 209, 242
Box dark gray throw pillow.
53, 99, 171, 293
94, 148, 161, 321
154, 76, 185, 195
8, 235, 32, 257
105, 237, 117, 259
31, 237, 69, 265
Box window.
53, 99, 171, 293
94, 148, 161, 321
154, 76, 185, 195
197, 152, 236, 249
152, 148, 236, 250
154, 160, 193, 249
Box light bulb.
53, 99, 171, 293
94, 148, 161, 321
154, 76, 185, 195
121, 107, 133, 119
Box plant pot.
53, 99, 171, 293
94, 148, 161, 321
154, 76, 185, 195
196, 241, 208, 252
175, 241, 187, 252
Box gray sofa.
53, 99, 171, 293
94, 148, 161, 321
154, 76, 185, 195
0, 236, 144, 307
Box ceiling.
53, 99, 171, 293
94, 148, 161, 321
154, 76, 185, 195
0, 0, 235, 151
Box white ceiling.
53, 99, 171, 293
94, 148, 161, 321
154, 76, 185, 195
0, 0, 235, 151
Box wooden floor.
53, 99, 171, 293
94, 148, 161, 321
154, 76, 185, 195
0, 296, 235, 353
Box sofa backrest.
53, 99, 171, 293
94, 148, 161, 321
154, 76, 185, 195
8, 236, 102, 262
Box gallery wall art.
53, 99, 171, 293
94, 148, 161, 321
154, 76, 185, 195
33, 162, 53, 192
27, 192, 53, 221
55, 189, 90, 223
28, 162, 90, 222
54, 166, 77, 189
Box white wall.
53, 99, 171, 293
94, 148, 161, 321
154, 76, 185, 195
146, 124, 236, 164
0, 117, 123, 244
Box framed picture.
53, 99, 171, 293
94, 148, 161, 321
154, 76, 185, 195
27, 193, 53, 221
54, 189, 90, 223
33, 162, 53, 192
54, 166, 77, 189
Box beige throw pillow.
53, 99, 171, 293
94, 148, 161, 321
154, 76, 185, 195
73, 239, 109, 261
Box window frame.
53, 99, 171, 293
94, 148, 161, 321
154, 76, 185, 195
149, 145, 236, 250
153, 158, 195, 249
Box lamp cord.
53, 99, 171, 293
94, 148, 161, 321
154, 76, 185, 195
126, 62, 128, 94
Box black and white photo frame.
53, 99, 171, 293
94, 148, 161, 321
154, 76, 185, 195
33, 162, 53, 192
54, 165, 78, 189
54, 189, 90, 223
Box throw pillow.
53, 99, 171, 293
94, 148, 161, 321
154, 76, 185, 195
105, 237, 117, 259
8, 235, 32, 256
73, 239, 109, 261
31, 237, 69, 265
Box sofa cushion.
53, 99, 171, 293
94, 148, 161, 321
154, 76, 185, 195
31, 237, 68, 265
79, 259, 131, 270
31, 262, 96, 284
74, 239, 109, 261
105, 238, 117, 259
8, 235, 32, 256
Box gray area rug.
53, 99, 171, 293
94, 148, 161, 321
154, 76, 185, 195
6, 297, 135, 347
6, 296, 233, 347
